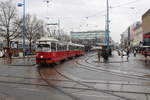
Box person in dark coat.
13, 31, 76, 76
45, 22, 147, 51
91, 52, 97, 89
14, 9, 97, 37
102, 49, 108, 62
144, 49, 148, 62
98, 50, 101, 62
133, 49, 136, 57
126, 49, 130, 61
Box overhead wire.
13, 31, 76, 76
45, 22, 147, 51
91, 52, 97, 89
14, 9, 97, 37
110, 0, 141, 8
41, 0, 142, 20
84, 0, 142, 19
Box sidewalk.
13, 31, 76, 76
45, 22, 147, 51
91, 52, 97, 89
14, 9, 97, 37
0, 55, 36, 66
12, 55, 36, 59
91, 50, 150, 75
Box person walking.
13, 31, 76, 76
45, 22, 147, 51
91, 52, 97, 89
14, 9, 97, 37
144, 49, 148, 62
126, 49, 130, 61
98, 50, 101, 62
133, 49, 136, 57
102, 49, 108, 63
121, 49, 124, 58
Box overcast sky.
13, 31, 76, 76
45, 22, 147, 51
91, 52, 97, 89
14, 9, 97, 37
2, 0, 150, 42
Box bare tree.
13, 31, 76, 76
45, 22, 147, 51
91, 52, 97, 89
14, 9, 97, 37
24, 14, 44, 53
0, 0, 21, 49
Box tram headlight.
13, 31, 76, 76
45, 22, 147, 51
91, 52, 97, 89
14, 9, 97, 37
40, 56, 43, 58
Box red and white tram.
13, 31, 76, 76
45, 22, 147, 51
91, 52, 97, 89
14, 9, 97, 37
36, 37, 84, 65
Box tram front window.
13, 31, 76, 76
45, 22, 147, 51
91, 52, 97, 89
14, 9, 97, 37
37, 44, 50, 52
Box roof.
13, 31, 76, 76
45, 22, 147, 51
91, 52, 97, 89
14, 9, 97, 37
37, 37, 59, 42
70, 30, 105, 34
68, 42, 84, 47
142, 9, 150, 18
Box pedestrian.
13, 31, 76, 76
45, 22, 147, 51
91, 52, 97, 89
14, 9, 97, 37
117, 49, 120, 56
144, 50, 148, 62
121, 49, 123, 58
102, 49, 108, 63
126, 49, 130, 61
109, 48, 112, 56
98, 50, 101, 62
133, 50, 136, 57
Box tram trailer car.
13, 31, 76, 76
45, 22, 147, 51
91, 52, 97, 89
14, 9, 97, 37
36, 37, 85, 65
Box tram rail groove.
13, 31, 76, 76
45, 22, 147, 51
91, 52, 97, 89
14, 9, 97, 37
54, 68, 132, 100
1, 74, 150, 87
38, 68, 82, 100
8, 64, 36, 66
0, 79, 150, 96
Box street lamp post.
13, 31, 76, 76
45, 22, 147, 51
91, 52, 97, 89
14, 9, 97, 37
106, 0, 110, 50
18, 0, 26, 57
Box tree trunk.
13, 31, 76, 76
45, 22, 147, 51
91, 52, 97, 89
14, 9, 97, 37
29, 40, 32, 54
7, 38, 10, 49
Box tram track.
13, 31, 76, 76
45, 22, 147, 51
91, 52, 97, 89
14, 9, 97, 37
68, 53, 150, 99
38, 68, 83, 100
0, 74, 150, 87
54, 66, 132, 100
0, 53, 149, 99
0, 77, 150, 96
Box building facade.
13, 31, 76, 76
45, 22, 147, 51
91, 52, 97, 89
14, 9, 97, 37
142, 9, 150, 46
120, 27, 130, 48
121, 21, 143, 48
70, 30, 106, 45
130, 22, 143, 47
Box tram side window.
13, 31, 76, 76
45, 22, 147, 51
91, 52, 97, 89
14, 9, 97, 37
80, 47, 83, 50
51, 42, 56, 52
79, 47, 81, 50
68, 45, 71, 50
57, 44, 61, 51
63, 45, 67, 51
69, 45, 73, 50
82, 47, 85, 51
75, 46, 78, 50
69, 45, 77, 50
57, 44, 63, 51
57, 44, 67, 51
74, 46, 77, 50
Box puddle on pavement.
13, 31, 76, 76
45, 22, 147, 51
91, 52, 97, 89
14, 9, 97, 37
143, 74, 150, 78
